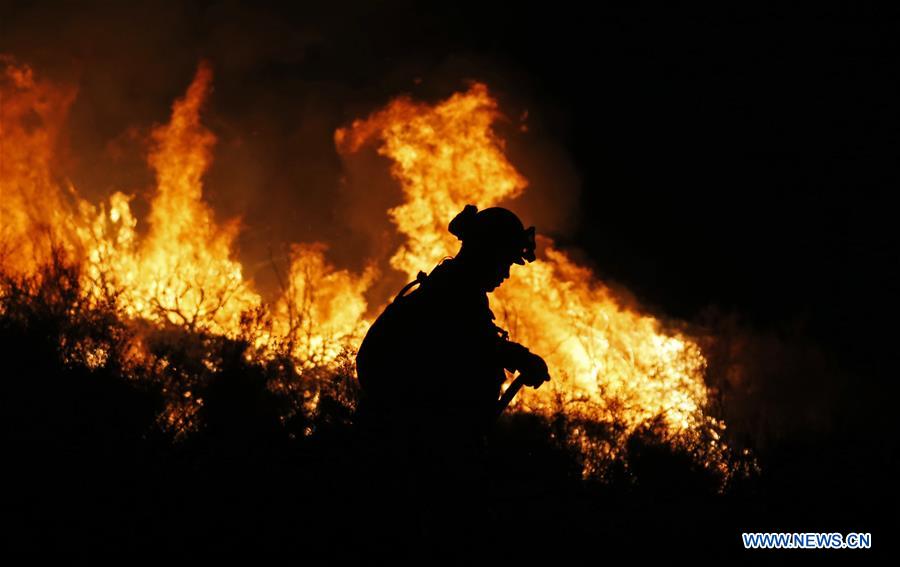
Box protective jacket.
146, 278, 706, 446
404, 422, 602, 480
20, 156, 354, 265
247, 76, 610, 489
357, 258, 512, 439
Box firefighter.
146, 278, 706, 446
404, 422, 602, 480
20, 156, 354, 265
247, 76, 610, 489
356, 204, 549, 438
354, 204, 550, 558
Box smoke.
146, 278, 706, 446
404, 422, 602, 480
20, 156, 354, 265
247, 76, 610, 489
693, 308, 850, 451
0, 0, 582, 301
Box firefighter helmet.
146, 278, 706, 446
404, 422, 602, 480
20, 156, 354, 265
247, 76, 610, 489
448, 204, 536, 265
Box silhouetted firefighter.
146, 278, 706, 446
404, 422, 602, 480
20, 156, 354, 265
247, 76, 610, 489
355, 204, 550, 557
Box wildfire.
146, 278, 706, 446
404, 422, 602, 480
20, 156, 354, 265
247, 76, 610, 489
1, 57, 736, 478
338, 82, 729, 475
1, 57, 373, 433
1, 57, 370, 350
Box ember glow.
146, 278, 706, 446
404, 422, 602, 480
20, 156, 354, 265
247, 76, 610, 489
1, 57, 738, 479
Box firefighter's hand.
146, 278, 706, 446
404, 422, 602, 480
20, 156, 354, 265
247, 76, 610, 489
519, 352, 550, 388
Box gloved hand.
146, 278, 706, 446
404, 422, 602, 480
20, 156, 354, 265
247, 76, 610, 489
518, 351, 550, 388
500, 341, 551, 388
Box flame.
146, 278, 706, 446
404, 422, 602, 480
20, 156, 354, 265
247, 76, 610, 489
270, 242, 375, 370
0, 55, 80, 274
336, 83, 527, 275
76, 61, 262, 335
1, 58, 373, 430
1, 57, 369, 347
337, 82, 729, 476
1, 57, 737, 477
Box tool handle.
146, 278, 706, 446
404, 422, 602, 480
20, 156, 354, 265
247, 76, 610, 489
495, 374, 527, 419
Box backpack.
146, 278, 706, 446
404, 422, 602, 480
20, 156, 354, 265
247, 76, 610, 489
355, 271, 430, 401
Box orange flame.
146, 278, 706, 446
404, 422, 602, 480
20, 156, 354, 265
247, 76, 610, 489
270, 242, 375, 370
1, 58, 374, 430
0, 55, 80, 274
336, 83, 527, 275
138, 62, 257, 332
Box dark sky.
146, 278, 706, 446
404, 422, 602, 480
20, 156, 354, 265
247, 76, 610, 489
2, 1, 897, 383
